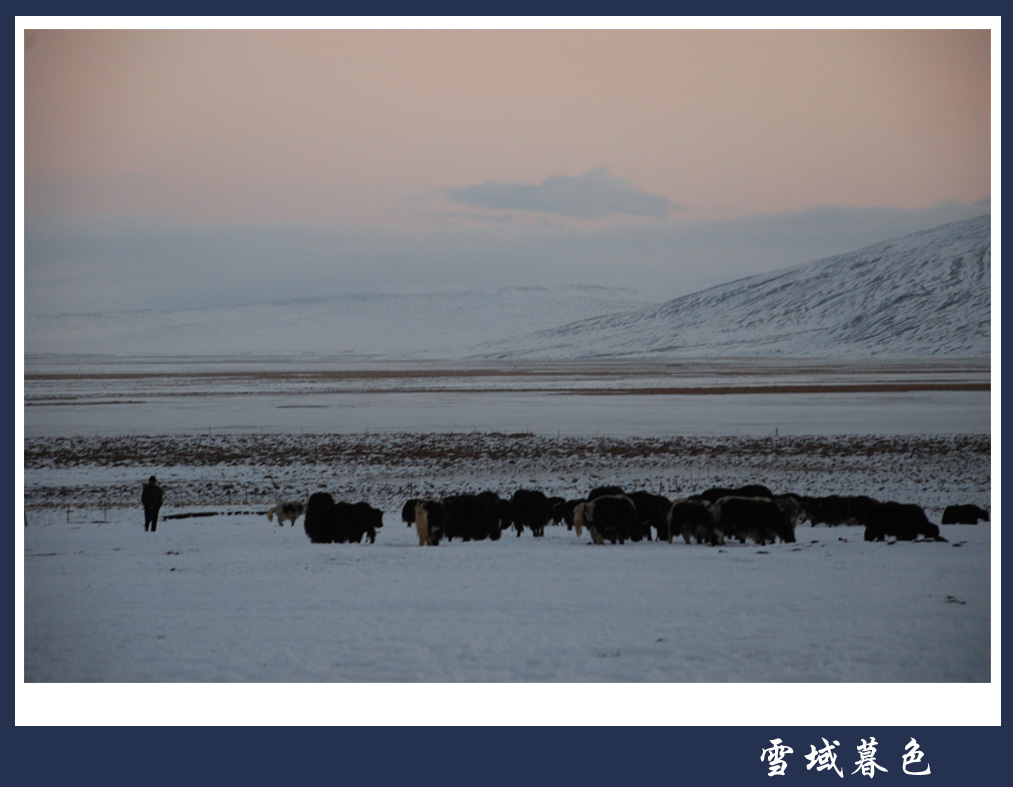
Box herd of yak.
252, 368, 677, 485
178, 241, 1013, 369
269, 487, 989, 548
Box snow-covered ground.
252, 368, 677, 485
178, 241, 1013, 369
19, 441, 996, 725
22, 503, 991, 684
23, 356, 991, 439
18, 353, 996, 727
18, 208, 997, 727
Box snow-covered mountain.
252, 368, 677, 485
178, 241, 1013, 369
25, 215, 991, 361
477, 214, 992, 360
24, 285, 653, 359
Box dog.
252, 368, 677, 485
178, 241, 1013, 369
267, 501, 306, 527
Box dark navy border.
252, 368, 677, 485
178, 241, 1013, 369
11, 3, 1008, 16
7, 726, 1007, 784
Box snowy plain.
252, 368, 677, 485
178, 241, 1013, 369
24, 496, 991, 684
19, 216, 996, 726
19, 357, 996, 729
22, 355, 990, 439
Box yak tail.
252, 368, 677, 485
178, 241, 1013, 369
267, 507, 275, 522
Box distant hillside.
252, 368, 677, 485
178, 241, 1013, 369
24, 285, 652, 358
476, 215, 991, 360
25, 216, 991, 361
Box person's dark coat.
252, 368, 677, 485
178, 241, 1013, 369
142, 476, 164, 532
142, 479, 163, 510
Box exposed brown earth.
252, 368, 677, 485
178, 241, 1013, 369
24, 432, 991, 517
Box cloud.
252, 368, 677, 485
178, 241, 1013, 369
440, 167, 678, 220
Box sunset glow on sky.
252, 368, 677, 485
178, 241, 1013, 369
19, 20, 995, 315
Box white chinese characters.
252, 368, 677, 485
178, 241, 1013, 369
903, 738, 932, 776
805, 738, 844, 778
761, 736, 932, 777
761, 738, 795, 777
852, 737, 889, 779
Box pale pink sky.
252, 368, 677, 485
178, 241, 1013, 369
25, 28, 990, 224
20, 24, 994, 314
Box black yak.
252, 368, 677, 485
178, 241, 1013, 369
625, 490, 670, 542
800, 495, 879, 527
941, 504, 989, 524
864, 502, 946, 542
577, 494, 638, 545
303, 493, 382, 544
668, 498, 719, 545
401, 498, 421, 527
588, 485, 625, 500
710, 496, 795, 545
509, 489, 552, 537
303, 492, 336, 543
444, 494, 502, 542
697, 484, 774, 504
335, 501, 383, 544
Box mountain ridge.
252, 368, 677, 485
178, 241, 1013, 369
474, 214, 991, 360
24, 215, 991, 360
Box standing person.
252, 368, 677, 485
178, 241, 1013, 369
142, 476, 163, 533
